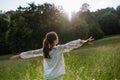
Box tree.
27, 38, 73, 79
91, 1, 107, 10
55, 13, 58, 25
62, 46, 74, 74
80, 3, 90, 12
0, 14, 11, 55
116, 5, 120, 17
99, 12, 119, 35
116, 5, 120, 33
5, 11, 33, 53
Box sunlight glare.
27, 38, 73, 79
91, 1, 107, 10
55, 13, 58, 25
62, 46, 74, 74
58, 0, 83, 20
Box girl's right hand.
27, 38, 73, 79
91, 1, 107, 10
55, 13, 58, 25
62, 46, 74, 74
86, 36, 94, 44
10, 55, 21, 60
80, 36, 94, 44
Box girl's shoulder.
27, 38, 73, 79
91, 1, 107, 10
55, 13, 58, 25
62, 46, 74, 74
54, 45, 63, 49
53, 45, 59, 49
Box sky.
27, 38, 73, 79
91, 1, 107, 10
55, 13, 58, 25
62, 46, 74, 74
0, 0, 120, 12
0, 0, 120, 19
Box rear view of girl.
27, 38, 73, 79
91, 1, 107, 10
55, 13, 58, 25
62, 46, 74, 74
10, 31, 94, 80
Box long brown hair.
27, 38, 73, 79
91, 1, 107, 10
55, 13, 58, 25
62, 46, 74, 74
43, 32, 58, 58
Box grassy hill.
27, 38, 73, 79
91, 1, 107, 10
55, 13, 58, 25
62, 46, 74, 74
0, 35, 120, 80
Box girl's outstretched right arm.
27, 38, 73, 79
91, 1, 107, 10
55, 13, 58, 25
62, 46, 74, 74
60, 36, 94, 53
10, 48, 43, 60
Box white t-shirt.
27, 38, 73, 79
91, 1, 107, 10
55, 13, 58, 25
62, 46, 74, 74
20, 39, 83, 79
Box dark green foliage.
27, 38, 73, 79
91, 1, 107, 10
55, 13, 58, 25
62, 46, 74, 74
116, 5, 120, 17
0, 14, 11, 55
94, 7, 120, 35
71, 11, 104, 39
99, 12, 119, 35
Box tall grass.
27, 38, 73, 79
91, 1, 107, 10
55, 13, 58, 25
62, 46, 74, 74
0, 35, 120, 80
0, 57, 43, 80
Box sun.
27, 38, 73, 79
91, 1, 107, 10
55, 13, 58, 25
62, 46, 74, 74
57, 0, 83, 20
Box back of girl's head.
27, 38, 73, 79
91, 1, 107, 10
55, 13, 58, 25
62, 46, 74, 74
43, 32, 58, 58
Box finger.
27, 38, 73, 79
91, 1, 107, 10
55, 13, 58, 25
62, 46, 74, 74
91, 38, 94, 41
89, 36, 93, 39
88, 39, 94, 43
90, 39, 94, 42
88, 37, 94, 41
90, 36, 94, 40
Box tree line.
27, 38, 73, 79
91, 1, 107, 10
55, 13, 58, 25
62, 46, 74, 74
0, 3, 120, 55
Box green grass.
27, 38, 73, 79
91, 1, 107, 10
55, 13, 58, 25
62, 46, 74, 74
0, 35, 120, 80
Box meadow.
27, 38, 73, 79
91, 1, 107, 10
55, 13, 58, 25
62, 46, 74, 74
0, 35, 120, 80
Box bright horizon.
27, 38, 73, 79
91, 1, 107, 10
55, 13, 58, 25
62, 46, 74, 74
0, 0, 120, 20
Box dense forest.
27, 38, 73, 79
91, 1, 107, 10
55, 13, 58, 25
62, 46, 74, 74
0, 3, 120, 55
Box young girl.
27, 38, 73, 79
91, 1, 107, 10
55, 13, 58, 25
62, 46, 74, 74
10, 31, 94, 80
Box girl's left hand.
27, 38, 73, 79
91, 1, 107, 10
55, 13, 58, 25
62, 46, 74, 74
10, 55, 21, 60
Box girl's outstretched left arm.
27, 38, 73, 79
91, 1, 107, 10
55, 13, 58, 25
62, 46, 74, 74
10, 54, 21, 60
